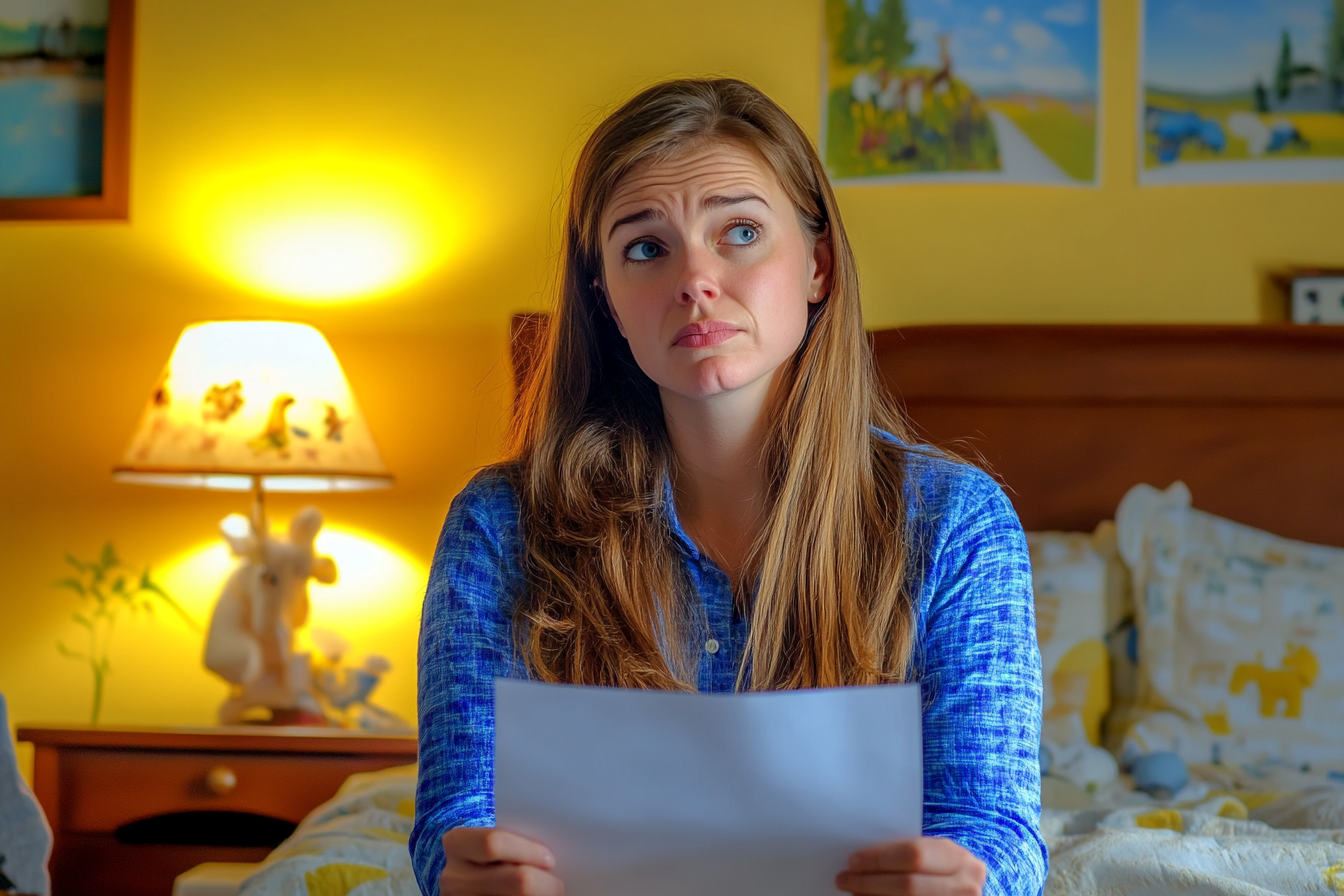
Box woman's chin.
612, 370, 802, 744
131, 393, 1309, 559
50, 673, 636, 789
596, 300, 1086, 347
663, 359, 772, 402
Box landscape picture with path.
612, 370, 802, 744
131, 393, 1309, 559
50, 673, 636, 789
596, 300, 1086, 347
822, 0, 1099, 185
1141, 0, 1344, 185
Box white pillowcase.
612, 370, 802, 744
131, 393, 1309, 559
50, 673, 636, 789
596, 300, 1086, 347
1116, 482, 1344, 771
1027, 530, 1113, 748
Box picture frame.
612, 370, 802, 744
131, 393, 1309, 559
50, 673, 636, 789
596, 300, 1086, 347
821, 0, 1102, 186
1138, 0, 1344, 186
0, 0, 133, 220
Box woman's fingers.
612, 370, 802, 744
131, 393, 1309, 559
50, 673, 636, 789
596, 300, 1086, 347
442, 859, 564, 896
444, 826, 556, 868
440, 827, 563, 896
847, 838, 965, 875
837, 838, 986, 896
835, 870, 975, 896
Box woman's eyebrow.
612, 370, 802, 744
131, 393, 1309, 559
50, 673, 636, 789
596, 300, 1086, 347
702, 192, 770, 211
607, 207, 663, 240
606, 193, 771, 241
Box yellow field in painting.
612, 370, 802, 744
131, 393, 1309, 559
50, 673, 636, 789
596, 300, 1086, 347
1290, 113, 1344, 149
1143, 89, 1344, 167
1145, 89, 1251, 119
983, 97, 1097, 182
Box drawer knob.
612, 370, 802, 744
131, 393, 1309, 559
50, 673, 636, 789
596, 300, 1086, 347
205, 766, 238, 795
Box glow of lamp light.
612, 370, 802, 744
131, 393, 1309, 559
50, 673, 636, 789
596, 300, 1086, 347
185, 153, 457, 303
233, 214, 413, 300
156, 524, 427, 636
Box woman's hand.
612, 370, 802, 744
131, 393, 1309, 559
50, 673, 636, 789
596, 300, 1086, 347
836, 837, 986, 896
440, 826, 563, 896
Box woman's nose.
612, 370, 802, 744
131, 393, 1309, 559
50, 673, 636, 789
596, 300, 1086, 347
676, 243, 721, 303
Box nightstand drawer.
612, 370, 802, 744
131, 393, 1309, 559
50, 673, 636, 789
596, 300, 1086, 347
63, 748, 407, 833
21, 725, 417, 896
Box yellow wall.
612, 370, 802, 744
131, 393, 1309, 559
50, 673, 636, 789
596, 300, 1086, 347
2, 0, 1342, 779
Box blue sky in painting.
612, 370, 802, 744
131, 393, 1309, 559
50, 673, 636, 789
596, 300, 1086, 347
884, 0, 1099, 99
1144, 0, 1331, 93
0, 0, 106, 27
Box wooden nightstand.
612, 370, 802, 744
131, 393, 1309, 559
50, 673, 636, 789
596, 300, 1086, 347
17, 724, 417, 896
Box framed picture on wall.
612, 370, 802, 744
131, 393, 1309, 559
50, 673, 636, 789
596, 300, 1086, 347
1139, 0, 1344, 185
821, 0, 1101, 186
0, 0, 133, 220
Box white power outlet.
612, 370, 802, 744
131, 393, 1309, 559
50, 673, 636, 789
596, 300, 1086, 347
1292, 277, 1344, 325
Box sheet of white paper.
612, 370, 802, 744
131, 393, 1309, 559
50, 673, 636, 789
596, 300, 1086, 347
494, 679, 922, 896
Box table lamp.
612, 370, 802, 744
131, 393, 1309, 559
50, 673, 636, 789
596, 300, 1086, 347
113, 320, 393, 724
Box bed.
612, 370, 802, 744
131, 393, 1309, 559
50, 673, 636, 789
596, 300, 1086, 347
235, 321, 1344, 896
871, 325, 1344, 895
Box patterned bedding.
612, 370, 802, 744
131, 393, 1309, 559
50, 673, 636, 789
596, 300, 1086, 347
1043, 767, 1344, 896
1046, 805, 1344, 896
239, 764, 418, 896
240, 762, 1344, 896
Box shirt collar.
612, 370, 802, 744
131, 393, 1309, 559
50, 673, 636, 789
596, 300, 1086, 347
661, 473, 702, 561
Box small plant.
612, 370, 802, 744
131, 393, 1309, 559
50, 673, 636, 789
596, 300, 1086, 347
55, 543, 200, 724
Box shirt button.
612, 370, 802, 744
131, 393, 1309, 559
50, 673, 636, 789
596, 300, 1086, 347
705, 639, 720, 654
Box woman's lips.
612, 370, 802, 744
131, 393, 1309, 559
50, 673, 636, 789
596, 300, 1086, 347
673, 321, 742, 348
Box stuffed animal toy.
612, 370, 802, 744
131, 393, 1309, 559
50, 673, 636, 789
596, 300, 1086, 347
309, 629, 414, 734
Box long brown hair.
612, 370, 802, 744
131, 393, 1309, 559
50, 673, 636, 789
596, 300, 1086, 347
507, 77, 919, 691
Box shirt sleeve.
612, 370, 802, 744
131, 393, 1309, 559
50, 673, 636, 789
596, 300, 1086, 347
914, 466, 1048, 896
410, 473, 520, 896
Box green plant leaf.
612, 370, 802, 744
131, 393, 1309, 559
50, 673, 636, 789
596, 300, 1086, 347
56, 641, 87, 660
112, 577, 127, 594
139, 572, 202, 632
100, 543, 118, 570
55, 576, 87, 595
73, 613, 92, 629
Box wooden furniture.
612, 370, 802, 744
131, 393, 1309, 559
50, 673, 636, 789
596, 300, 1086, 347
871, 325, 1344, 547
17, 724, 417, 896
510, 314, 1344, 547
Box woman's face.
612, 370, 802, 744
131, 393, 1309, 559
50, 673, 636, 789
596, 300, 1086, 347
598, 140, 829, 404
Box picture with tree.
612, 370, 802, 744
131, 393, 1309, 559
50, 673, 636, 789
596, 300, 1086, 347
823, 0, 1100, 184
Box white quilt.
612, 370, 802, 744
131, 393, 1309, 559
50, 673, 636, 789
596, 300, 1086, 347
1045, 802, 1344, 896
239, 764, 418, 896
240, 764, 1344, 896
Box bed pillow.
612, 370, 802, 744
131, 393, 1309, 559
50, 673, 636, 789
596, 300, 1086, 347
1116, 481, 1344, 771
1026, 530, 1113, 747
1088, 522, 1148, 757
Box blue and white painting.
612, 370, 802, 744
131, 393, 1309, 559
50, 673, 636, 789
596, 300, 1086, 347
0, 0, 108, 199
1141, 0, 1344, 184
823, 0, 1101, 185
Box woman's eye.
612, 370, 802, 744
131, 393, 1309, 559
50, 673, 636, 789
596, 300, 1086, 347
625, 240, 663, 261
724, 225, 758, 245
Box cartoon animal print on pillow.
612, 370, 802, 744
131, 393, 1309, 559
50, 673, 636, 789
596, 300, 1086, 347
1116, 482, 1344, 772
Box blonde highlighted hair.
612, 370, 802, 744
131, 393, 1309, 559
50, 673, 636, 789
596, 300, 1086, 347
508, 77, 919, 691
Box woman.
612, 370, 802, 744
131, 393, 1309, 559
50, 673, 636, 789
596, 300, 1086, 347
412, 78, 1046, 896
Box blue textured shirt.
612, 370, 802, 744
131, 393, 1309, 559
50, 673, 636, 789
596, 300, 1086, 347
412, 445, 1047, 896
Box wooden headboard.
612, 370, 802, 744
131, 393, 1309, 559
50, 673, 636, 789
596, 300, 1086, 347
510, 317, 1344, 548
873, 326, 1344, 547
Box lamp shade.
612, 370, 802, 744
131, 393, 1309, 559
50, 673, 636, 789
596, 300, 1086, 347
114, 321, 392, 492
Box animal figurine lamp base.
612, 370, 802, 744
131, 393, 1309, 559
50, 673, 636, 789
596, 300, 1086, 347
204, 477, 336, 726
